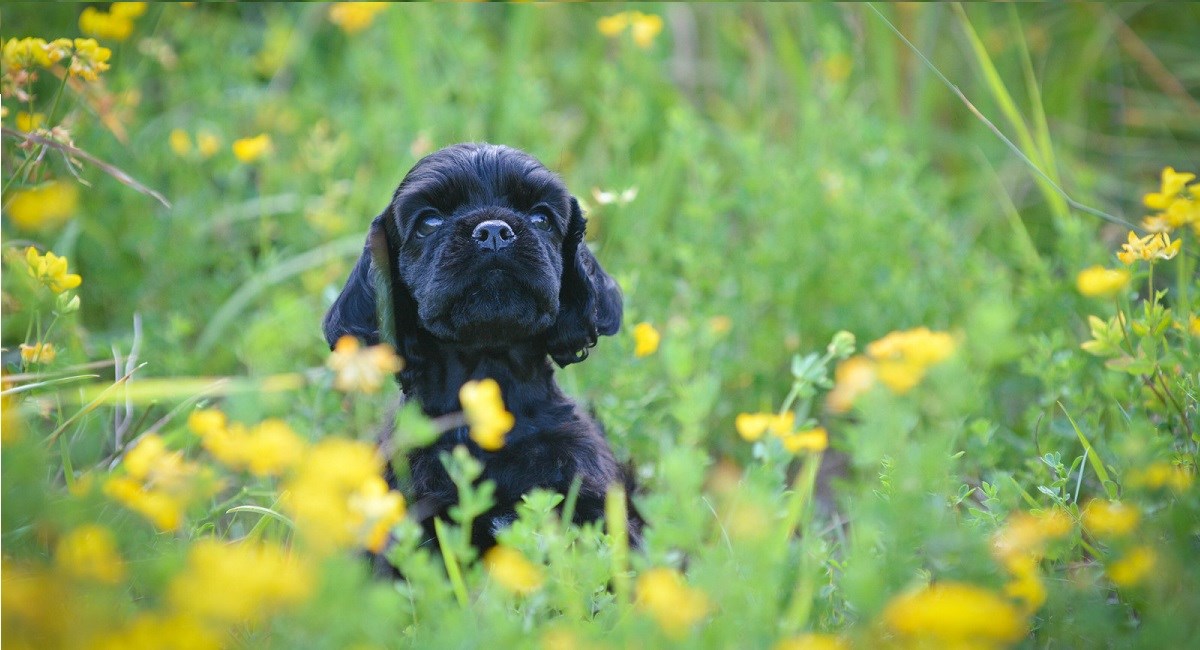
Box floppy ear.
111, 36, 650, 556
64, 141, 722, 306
323, 210, 421, 359
545, 198, 623, 367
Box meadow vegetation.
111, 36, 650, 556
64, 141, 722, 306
3, 3, 1199, 648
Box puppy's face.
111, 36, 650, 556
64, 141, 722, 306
324, 143, 622, 367
390, 144, 570, 347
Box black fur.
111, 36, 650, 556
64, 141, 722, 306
324, 143, 638, 549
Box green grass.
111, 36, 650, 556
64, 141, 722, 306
3, 3, 1199, 648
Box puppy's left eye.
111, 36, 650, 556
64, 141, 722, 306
529, 208, 553, 231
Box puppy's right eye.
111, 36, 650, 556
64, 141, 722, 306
415, 213, 444, 238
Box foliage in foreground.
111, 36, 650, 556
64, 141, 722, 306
3, 3, 1200, 649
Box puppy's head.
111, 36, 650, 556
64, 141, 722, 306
324, 143, 622, 367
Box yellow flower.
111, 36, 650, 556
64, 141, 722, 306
42, 38, 73, 65
1143, 166, 1195, 210
735, 413, 770, 441
69, 38, 112, 80
194, 414, 305, 477
460, 378, 515, 450
734, 411, 794, 442
1001, 554, 1046, 613
326, 335, 405, 393
865, 327, 955, 394
104, 434, 217, 531
635, 567, 711, 638
16, 111, 45, 132
328, 2, 389, 34
1126, 462, 1193, 492
774, 634, 849, 650
597, 13, 630, 38
630, 12, 665, 48
187, 408, 227, 438
779, 426, 828, 454
169, 128, 191, 155
104, 475, 186, 531
1107, 545, 1156, 587
348, 475, 406, 553
110, 2, 148, 19
1076, 265, 1130, 298
882, 581, 1027, 646
196, 131, 221, 158
92, 612, 221, 650
25, 247, 82, 293
633, 321, 660, 357
826, 355, 876, 413
19, 342, 56, 364
484, 545, 545, 595
3, 37, 51, 69
8, 181, 79, 231
1082, 500, 1139, 538
79, 7, 135, 41
597, 11, 664, 49
282, 437, 397, 554
232, 133, 273, 163
992, 509, 1072, 564
1116, 230, 1181, 265
168, 539, 312, 625
55, 524, 126, 584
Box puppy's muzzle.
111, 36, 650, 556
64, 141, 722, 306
473, 220, 516, 251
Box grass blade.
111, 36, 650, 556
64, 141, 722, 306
434, 517, 470, 608
1058, 402, 1117, 500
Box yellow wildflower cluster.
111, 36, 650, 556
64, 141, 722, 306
8, 182, 80, 230
4, 37, 115, 81
231, 132, 274, 163
483, 545, 545, 596
16, 110, 45, 131
232, 133, 273, 163
188, 410, 305, 477
326, 335, 404, 393
1081, 500, 1139, 538
635, 567, 711, 638
1140, 166, 1200, 235
774, 635, 849, 650
19, 342, 56, 365
167, 539, 312, 625
991, 509, 1072, 612
54, 524, 127, 585
1075, 265, 1130, 298
169, 128, 222, 159
79, 2, 147, 42
1106, 545, 1157, 588
282, 437, 406, 554
827, 327, 955, 411
328, 2, 390, 34
1126, 461, 1193, 492
597, 11, 665, 49
736, 411, 828, 454
24, 247, 82, 294
633, 321, 661, 357
1116, 230, 1180, 265
460, 378, 515, 451
2, 37, 69, 70
1080, 500, 1156, 587
881, 581, 1027, 647
103, 435, 219, 531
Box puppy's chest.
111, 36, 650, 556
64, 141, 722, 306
414, 416, 611, 498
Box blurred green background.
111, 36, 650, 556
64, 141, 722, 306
3, 2, 1198, 462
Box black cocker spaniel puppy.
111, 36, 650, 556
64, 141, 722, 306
323, 143, 639, 549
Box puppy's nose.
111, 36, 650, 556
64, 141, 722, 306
472, 220, 516, 251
